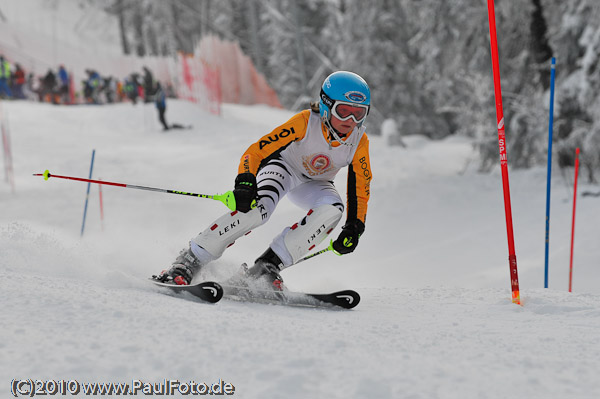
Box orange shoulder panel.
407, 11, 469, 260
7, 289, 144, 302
238, 110, 311, 175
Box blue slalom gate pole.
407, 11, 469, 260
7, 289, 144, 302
81, 149, 96, 237
544, 58, 556, 288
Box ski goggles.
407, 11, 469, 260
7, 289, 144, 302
331, 101, 369, 123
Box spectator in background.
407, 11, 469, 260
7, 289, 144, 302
12, 64, 26, 99
25, 72, 35, 99
24, 72, 40, 100
41, 69, 57, 103
116, 78, 125, 102
57, 65, 70, 104
0, 55, 13, 98
135, 73, 144, 101
142, 66, 155, 103
103, 76, 117, 103
82, 78, 93, 103
124, 73, 140, 104
84, 69, 102, 104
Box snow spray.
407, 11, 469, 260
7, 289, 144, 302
487, 0, 521, 305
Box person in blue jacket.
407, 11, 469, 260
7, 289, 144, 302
154, 82, 169, 130
154, 82, 188, 131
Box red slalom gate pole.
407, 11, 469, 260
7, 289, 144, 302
487, 0, 521, 305
569, 148, 580, 292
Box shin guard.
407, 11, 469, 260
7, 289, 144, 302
192, 208, 264, 258
271, 204, 343, 267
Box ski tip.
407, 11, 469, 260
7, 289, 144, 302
199, 281, 224, 303
309, 290, 360, 309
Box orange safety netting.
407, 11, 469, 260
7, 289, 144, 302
195, 35, 282, 108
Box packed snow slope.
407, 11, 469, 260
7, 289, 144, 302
1, 100, 599, 398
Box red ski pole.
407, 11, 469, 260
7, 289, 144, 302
487, 0, 521, 305
33, 169, 240, 211
568, 148, 580, 292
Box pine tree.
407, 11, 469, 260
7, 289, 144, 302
99, 0, 600, 179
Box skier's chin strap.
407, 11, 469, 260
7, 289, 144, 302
322, 115, 355, 149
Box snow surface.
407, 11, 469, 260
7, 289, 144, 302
1, 99, 599, 398
0, 1, 598, 397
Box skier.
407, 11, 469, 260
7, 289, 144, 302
154, 71, 372, 289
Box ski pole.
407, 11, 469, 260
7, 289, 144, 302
296, 240, 337, 265
33, 169, 239, 211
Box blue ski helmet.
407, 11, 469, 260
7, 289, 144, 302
319, 71, 371, 128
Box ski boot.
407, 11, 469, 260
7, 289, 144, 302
246, 247, 285, 291
153, 247, 202, 286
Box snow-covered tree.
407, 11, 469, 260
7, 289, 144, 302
98, 0, 600, 179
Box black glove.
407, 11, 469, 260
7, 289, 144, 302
332, 219, 365, 255
233, 172, 257, 213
